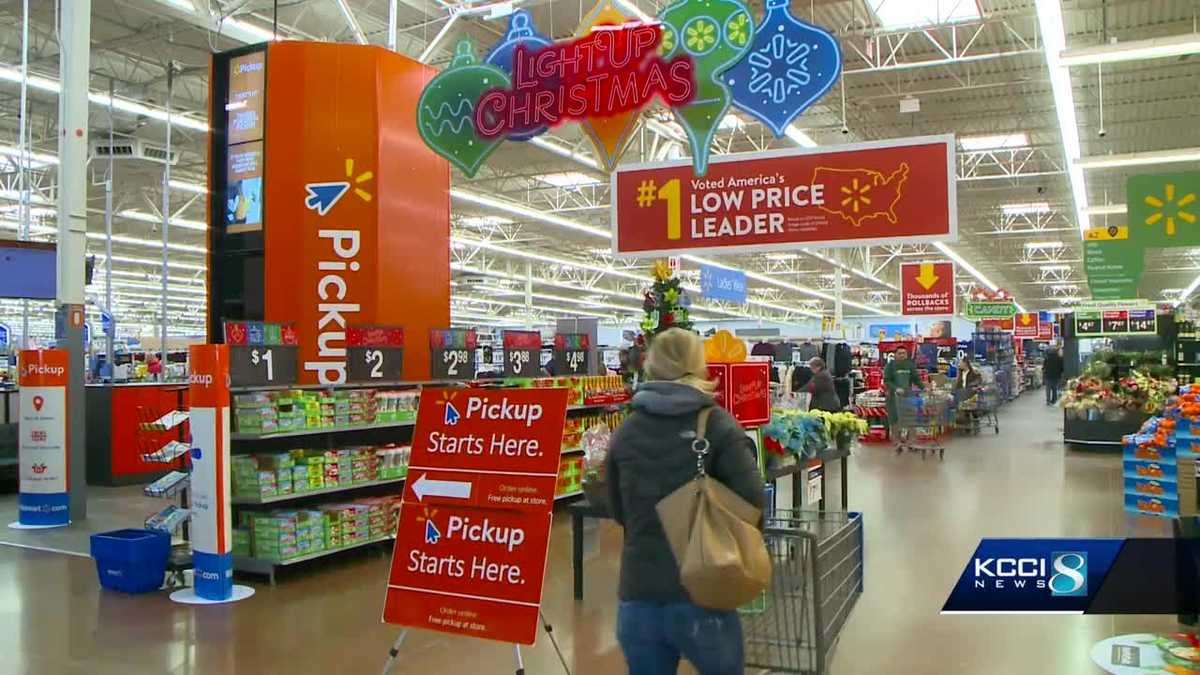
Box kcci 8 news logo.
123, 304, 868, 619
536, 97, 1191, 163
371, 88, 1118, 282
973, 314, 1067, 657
973, 551, 1088, 596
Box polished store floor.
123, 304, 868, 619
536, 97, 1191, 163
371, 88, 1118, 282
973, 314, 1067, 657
0, 392, 1183, 674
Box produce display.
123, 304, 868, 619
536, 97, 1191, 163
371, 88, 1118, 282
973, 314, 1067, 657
1063, 351, 1176, 419
232, 446, 410, 499
1121, 387, 1200, 519
233, 388, 420, 435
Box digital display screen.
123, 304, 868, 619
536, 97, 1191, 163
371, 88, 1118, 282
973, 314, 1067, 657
0, 242, 56, 300
227, 52, 266, 146
223, 49, 266, 233
226, 140, 264, 232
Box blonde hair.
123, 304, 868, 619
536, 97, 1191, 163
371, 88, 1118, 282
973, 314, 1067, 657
644, 328, 716, 394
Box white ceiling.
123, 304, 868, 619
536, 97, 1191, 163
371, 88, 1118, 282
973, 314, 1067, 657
0, 0, 1198, 340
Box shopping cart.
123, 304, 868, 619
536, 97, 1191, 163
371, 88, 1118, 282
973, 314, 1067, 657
894, 390, 949, 459
742, 510, 864, 675
956, 385, 1000, 435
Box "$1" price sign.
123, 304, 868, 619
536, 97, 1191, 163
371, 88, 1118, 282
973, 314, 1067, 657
502, 330, 541, 378
229, 344, 299, 387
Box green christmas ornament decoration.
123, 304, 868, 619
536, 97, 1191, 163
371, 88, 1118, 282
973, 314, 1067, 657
416, 40, 511, 178
665, 287, 680, 304
658, 0, 754, 176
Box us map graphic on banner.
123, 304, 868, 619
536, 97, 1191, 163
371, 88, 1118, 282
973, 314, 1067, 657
17, 349, 70, 527
612, 135, 956, 256
382, 387, 570, 645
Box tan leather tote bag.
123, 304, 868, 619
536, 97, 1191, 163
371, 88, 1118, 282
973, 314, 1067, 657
656, 407, 771, 610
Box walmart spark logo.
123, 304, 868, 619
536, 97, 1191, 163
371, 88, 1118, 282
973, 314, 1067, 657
303, 158, 375, 216
416, 507, 441, 544
1143, 182, 1197, 236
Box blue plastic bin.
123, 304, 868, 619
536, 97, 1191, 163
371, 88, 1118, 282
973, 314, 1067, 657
90, 528, 170, 593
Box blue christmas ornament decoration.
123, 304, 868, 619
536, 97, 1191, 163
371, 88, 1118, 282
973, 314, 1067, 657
724, 0, 842, 138
484, 10, 554, 142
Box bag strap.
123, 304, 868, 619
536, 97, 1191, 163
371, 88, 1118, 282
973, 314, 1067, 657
692, 407, 714, 479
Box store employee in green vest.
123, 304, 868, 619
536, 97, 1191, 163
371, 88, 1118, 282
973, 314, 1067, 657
884, 346, 924, 444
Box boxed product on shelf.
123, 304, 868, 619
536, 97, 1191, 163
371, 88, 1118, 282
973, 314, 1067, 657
556, 455, 584, 497
233, 527, 251, 557
376, 445, 410, 479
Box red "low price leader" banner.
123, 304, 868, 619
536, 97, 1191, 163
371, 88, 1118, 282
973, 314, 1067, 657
612, 135, 956, 256
382, 387, 569, 645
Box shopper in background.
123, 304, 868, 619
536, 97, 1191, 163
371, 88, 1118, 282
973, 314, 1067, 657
884, 346, 923, 447
607, 327, 763, 675
146, 353, 163, 379
1044, 345, 1064, 405
955, 357, 982, 392
805, 357, 843, 412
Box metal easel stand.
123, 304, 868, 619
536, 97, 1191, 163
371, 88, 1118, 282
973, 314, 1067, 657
380, 612, 571, 675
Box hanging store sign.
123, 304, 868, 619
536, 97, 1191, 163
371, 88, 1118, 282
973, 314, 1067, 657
1074, 305, 1157, 337
899, 262, 954, 316
418, 18, 696, 177
1128, 171, 1200, 249
965, 301, 1017, 321
430, 328, 477, 381
554, 333, 590, 376
346, 326, 405, 383
382, 387, 570, 644
612, 136, 956, 257
17, 349, 70, 527
699, 263, 747, 304
1084, 225, 1142, 300
1013, 313, 1039, 339
502, 330, 542, 378
418, 2, 845, 178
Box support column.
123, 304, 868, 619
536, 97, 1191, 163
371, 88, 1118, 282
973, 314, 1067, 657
834, 250, 845, 334
56, 0, 90, 521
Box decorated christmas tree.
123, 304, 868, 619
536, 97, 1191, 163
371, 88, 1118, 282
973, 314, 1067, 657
640, 260, 694, 340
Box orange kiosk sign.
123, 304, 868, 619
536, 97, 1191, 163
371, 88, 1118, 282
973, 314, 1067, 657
382, 387, 569, 645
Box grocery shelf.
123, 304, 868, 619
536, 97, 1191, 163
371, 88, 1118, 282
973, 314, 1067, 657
231, 419, 416, 441
568, 400, 630, 412
234, 533, 396, 583
231, 476, 408, 505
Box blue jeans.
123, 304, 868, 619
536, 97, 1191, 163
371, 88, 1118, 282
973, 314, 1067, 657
617, 601, 744, 675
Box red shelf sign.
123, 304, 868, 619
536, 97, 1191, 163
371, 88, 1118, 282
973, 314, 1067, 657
383, 387, 569, 645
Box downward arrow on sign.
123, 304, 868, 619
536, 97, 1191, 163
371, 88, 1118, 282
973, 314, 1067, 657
1021, 314, 1033, 325
411, 473, 472, 502
916, 263, 940, 290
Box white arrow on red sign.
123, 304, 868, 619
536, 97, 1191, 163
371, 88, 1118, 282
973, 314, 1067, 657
411, 473, 472, 502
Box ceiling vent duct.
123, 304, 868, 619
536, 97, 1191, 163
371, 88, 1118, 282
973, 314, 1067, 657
90, 139, 179, 165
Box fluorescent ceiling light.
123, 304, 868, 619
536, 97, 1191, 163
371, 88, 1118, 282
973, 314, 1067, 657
451, 189, 610, 239
459, 215, 513, 229
1039, 264, 1071, 272
0, 144, 59, 168
1034, 0, 1089, 235
116, 210, 207, 232
1060, 33, 1200, 67
96, 254, 206, 272
785, 125, 818, 147
539, 172, 601, 188
1085, 203, 1127, 216
613, 0, 654, 23
0, 64, 209, 132
1002, 202, 1051, 216
766, 253, 799, 261
933, 242, 998, 292
85, 231, 206, 254
1024, 241, 1064, 249
168, 179, 207, 194
869, 0, 981, 30
960, 133, 1030, 152
528, 137, 601, 171
1077, 148, 1200, 170
1050, 284, 1079, 291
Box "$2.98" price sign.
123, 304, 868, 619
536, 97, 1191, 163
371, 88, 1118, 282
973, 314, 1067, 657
429, 328, 478, 381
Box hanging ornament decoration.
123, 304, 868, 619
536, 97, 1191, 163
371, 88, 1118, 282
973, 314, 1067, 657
416, 40, 511, 177
642, 310, 661, 333
658, 0, 755, 176
574, 0, 644, 172
484, 10, 555, 142
725, 0, 842, 138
